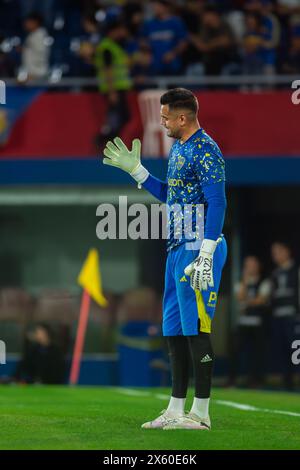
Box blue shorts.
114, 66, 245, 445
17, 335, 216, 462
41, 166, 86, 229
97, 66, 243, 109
162, 236, 227, 336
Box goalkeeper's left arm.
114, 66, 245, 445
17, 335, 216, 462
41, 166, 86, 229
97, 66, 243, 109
103, 137, 168, 203
184, 181, 226, 291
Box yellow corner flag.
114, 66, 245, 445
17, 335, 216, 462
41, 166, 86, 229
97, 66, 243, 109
78, 248, 108, 307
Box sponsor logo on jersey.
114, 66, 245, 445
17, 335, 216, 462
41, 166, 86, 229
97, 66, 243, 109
168, 178, 184, 187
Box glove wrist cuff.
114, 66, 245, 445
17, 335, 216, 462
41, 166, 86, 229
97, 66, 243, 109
201, 238, 217, 255
130, 164, 149, 185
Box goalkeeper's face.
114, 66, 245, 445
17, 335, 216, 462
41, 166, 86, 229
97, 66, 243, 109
160, 105, 185, 140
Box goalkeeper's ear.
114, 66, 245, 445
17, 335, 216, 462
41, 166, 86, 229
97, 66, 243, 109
132, 138, 141, 154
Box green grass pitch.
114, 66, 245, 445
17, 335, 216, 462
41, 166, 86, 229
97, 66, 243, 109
0, 385, 300, 450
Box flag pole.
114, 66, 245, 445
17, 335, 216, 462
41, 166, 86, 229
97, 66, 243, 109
71, 248, 108, 385
69, 289, 91, 385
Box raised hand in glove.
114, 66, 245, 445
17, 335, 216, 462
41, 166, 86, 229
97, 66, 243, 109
102, 137, 149, 184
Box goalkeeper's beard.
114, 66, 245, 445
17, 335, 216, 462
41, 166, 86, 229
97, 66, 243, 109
166, 128, 182, 140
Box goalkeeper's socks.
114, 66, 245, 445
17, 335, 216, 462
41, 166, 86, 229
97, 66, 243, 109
167, 336, 190, 398
167, 396, 186, 415
190, 397, 210, 419
188, 333, 214, 398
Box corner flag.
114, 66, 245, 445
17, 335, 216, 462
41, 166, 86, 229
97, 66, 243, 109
70, 249, 108, 385
78, 248, 108, 307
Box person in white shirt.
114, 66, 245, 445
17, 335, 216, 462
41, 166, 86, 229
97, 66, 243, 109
21, 13, 50, 80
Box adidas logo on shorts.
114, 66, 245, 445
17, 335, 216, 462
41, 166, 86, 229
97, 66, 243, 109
200, 354, 212, 363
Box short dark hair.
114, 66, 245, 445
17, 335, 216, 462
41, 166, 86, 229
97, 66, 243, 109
25, 12, 44, 26
151, 0, 172, 8
83, 14, 98, 26
272, 240, 291, 251
160, 88, 199, 115
203, 5, 220, 16
104, 19, 127, 35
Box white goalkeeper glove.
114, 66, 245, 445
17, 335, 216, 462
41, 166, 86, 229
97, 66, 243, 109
103, 137, 149, 184
184, 239, 218, 291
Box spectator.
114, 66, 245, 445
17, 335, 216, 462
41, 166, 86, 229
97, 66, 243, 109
282, 23, 300, 72
189, 6, 237, 76
225, 6, 246, 43
229, 256, 271, 387
72, 14, 101, 76
179, 0, 206, 75
270, 241, 299, 390
13, 323, 65, 384
277, 0, 300, 20
245, 0, 281, 74
0, 34, 16, 77
277, 0, 300, 32
1, 0, 299, 80
81, 14, 101, 47
20, 0, 55, 30
21, 13, 50, 81
260, 1, 281, 74
121, 2, 151, 88
122, 1, 144, 37
242, 12, 265, 75
94, 20, 132, 147
140, 0, 188, 75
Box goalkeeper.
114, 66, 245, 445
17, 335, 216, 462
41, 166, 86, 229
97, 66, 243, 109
103, 88, 227, 430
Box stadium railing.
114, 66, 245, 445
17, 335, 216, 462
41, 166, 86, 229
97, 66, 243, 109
3, 74, 300, 89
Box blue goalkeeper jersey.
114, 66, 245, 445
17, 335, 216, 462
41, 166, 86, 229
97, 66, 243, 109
166, 128, 225, 250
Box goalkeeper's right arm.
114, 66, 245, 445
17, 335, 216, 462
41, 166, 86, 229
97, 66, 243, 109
141, 174, 168, 203
103, 136, 168, 203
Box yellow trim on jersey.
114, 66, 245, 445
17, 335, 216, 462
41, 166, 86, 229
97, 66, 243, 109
195, 290, 211, 333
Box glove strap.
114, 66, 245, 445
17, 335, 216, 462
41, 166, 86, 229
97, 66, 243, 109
130, 164, 149, 186
201, 238, 218, 255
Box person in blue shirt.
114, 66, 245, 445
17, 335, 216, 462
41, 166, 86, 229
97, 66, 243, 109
103, 88, 227, 430
140, 0, 187, 75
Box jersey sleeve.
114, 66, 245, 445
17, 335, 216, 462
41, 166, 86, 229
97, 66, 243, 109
202, 181, 226, 240
193, 140, 226, 240
142, 174, 168, 203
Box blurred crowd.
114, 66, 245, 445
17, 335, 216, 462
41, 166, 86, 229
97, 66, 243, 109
230, 241, 300, 391
0, 0, 300, 82
1, 242, 300, 390
0, 286, 163, 385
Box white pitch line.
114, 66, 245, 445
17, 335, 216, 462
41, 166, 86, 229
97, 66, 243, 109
116, 389, 169, 400
215, 399, 300, 418
115, 390, 300, 418
115, 388, 151, 397
115, 388, 169, 401
154, 393, 170, 400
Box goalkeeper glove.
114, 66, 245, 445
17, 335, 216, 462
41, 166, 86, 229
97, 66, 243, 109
184, 239, 217, 291
103, 137, 149, 184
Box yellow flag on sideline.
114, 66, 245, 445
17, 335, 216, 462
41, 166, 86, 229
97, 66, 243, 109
77, 248, 108, 307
